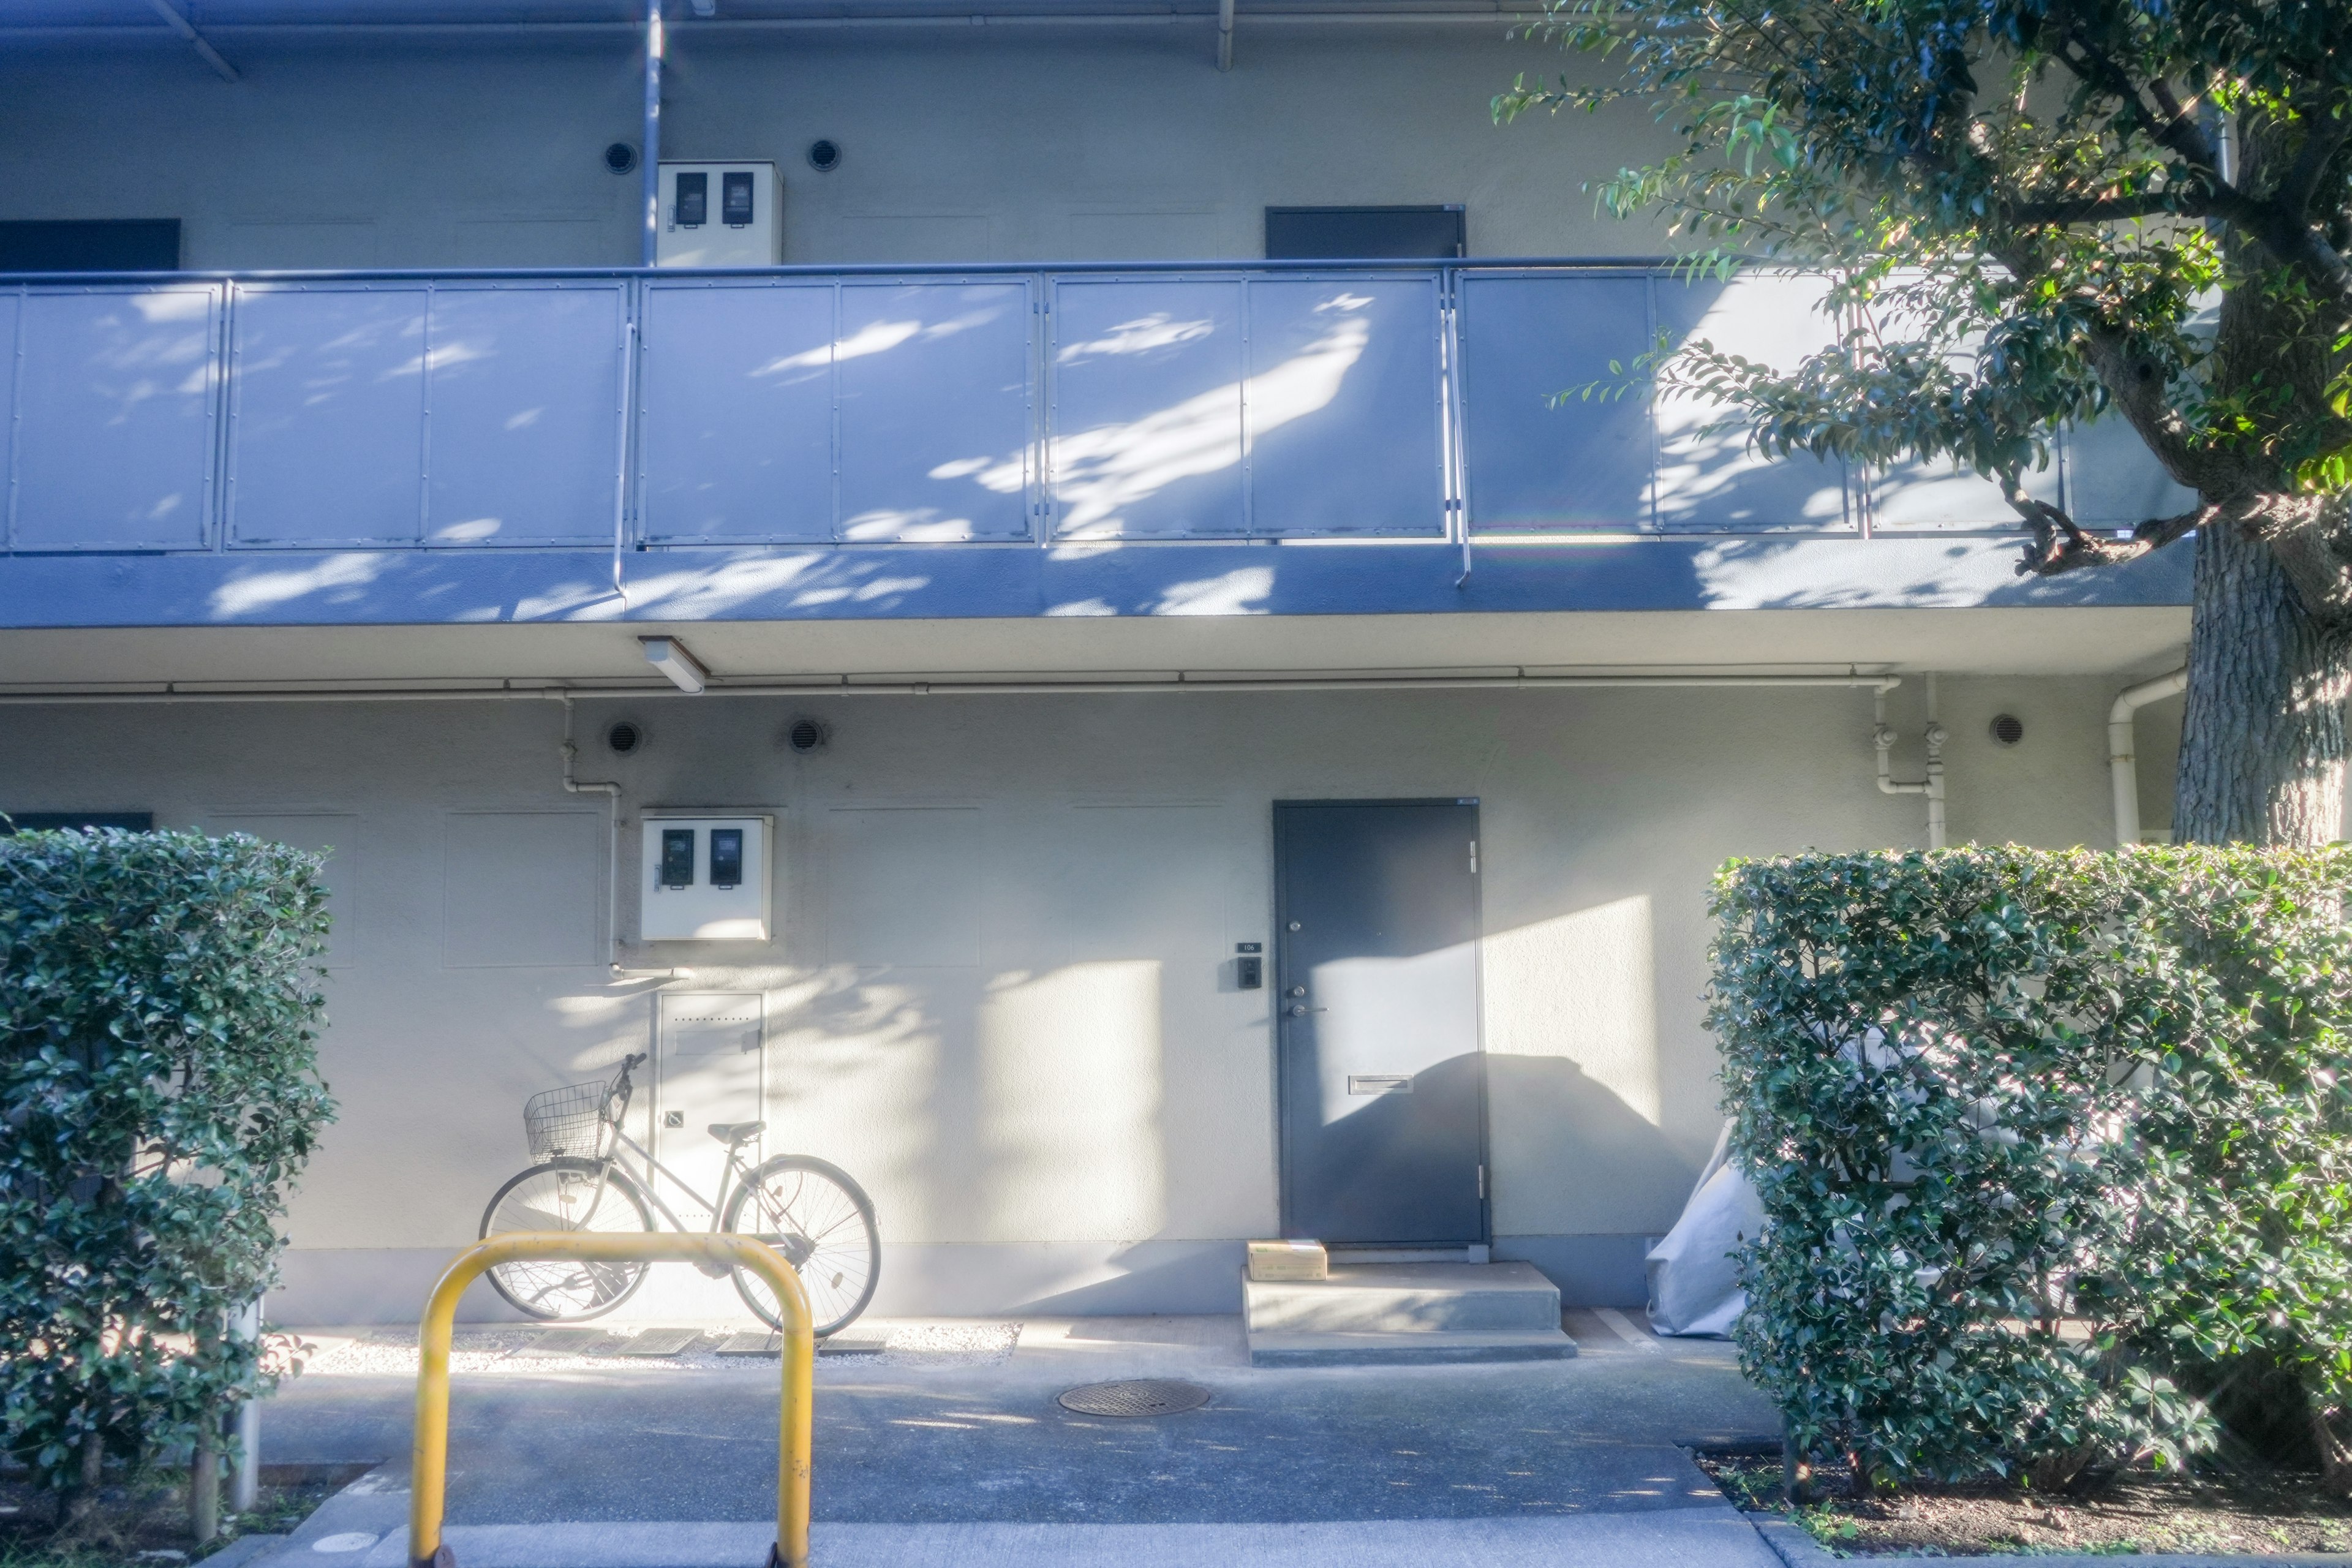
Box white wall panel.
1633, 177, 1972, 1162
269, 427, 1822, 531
824, 805, 984, 968
442, 809, 602, 968
12, 287, 217, 551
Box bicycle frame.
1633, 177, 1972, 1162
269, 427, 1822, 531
600, 1121, 753, 1235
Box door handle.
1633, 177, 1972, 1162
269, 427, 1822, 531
1289, 1004, 1326, 1017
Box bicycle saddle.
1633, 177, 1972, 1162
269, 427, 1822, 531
707, 1120, 766, 1145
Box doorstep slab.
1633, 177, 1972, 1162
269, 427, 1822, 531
1246, 1327, 1578, 1367
1243, 1262, 1562, 1334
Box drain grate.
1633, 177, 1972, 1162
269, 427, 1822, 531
1055, 1379, 1212, 1419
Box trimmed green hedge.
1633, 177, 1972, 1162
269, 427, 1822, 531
0, 827, 336, 1493
1709, 846, 2352, 1490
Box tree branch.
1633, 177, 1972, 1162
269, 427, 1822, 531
2277, 115, 2352, 225
2010, 486, 2211, 578
2005, 190, 2212, 226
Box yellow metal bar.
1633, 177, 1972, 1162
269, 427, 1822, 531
409, 1232, 815, 1568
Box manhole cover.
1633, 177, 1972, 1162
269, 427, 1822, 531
1055, 1379, 1212, 1418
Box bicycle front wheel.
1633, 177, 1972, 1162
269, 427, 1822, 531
479, 1156, 657, 1321
723, 1155, 880, 1338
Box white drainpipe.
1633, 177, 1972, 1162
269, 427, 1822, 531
2109, 668, 2188, 846
1874, 674, 1948, 849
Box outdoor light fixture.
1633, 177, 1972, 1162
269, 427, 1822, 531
639, 636, 709, 694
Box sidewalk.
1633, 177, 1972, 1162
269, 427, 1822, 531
252, 1309, 1785, 1566
242, 1313, 2352, 1567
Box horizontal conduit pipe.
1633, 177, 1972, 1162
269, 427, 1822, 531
2109, 666, 2187, 846
0, 672, 1902, 705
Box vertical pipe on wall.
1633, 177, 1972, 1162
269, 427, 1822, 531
1874, 678, 1948, 850
559, 697, 627, 965
2109, 668, 2188, 846
230, 1297, 262, 1513
1216, 0, 1235, 69
641, 2, 664, 268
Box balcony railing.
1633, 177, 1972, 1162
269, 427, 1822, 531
0, 262, 2191, 555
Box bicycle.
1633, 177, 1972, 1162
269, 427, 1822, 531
478, 1052, 880, 1337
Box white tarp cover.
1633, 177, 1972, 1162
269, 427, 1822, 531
1645, 1121, 1764, 1338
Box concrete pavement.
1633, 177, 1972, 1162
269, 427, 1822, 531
250, 1308, 1784, 1566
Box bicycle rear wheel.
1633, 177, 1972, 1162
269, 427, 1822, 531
479, 1156, 657, 1321
723, 1155, 880, 1338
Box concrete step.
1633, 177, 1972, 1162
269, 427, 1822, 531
1244, 1262, 1562, 1334
1247, 1327, 1578, 1367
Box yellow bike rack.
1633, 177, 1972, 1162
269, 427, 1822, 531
408, 1231, 815, 1568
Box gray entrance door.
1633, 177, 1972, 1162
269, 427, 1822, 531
1275, 799, 1485, 1245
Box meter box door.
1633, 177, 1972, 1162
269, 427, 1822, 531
655, 162, 783, 267
640, 813, 772, 940
654, 992, 764, 1226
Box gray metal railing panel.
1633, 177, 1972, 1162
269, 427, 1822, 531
0, 262, 2198, 557
9, 284, 221, 552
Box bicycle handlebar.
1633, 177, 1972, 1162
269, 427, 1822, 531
607, 1052, 647, 1121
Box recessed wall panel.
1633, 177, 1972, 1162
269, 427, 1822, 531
425, 284, 626, 546
1460, 273, 1653, 532
1246, 274, 1444, 535
1049, 277, 1245, 538
825, 806, 982, 968
442, 810, 601, 968
228, 285, 427, 546
638, 281, 835, 544
1651, 272, 1850, 532
836, 281, 1031, 541
13, 287, 217, 550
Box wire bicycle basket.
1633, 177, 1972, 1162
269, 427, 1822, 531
523, 1078, 614, 1161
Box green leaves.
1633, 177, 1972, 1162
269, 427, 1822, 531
0, 829, 337, 1491
1499, 0, 2352, 522
1713, 845, 2352, 1483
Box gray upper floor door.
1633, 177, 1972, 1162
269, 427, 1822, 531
1275, 799, 1485, 1245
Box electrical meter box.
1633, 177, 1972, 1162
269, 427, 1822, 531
639, 813, 772, 941
655, 162, 783, 267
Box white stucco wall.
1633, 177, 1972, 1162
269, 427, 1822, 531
0, 28, 1667, 266
0, 669, 2136, 1321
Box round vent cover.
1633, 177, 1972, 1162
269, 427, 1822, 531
786, 717, 827, 753
606, 720, 644, 755
807, 138, 843, 173
1989, 714, 2025, 745
1055, 1379, 1212, 1419
603, 141, 639, 175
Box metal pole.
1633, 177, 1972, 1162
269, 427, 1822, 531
408, 1232, 812, 1568
641, 2, 663, 268
232, 1297, 263, 1513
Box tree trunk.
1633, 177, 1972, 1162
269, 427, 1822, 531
2174, 522, 2351, 846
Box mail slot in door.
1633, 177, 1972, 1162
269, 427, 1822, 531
1348, 1074, 1414, 1096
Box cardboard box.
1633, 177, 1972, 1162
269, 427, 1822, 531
1246, 1239, 1328, 1282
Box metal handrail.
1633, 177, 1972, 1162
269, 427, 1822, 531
408, 1232, 815, 1568
0, 255, 1689, 285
